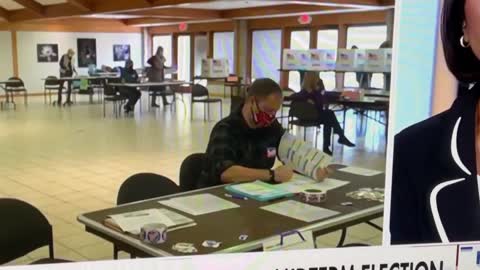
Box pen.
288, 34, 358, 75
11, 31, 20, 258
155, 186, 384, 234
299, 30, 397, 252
225, 193, 248, 201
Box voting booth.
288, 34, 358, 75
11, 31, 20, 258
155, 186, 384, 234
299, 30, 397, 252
336, 49, 367, 71
310, 49, 336, 71
201, 58, 230, 78
365, 49, 392, 72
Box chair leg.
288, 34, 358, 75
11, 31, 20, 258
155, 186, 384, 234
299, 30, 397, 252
220, 101, 223, 119
49, 242, 54, 260
304, 127, 307, 141
113, 245, 119, 260
24, 92, 27, 106
203, 103, 206, 122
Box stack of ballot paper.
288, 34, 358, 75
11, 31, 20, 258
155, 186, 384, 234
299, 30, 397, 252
274, 174, 350, 193
105, 208, 195, 235
159, 194, 240, 216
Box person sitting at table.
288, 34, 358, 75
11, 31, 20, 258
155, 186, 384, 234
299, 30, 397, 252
196, 78, 331, 189
119, 59, 141, 114
288, 71, 355, 155
147, 46, 170, 108
58, 48, 77, 106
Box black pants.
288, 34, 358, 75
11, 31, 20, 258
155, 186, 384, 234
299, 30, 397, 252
150, 86, 168, 105
59, 73, 73, 104
119, 87, 141, 109
319, 109, 344, 149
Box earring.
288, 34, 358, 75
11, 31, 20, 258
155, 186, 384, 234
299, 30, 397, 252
460, 35, 470, 48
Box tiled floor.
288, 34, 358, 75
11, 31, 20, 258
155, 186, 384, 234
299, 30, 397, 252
0, 94, 386, 265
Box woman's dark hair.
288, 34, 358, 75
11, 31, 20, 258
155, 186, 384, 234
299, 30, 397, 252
442, 0, 480, 82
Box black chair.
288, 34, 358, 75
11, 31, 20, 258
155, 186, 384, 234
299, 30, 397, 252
179, 153, 207, 192
280, 88, 295, 120
115, 173, 180, 259
288, 100, 334, 149
191, 84, 222, 121
44, 76, 63, 105
103, 80, 127, 118
4, 77, 27, 109
0, 199, 69, 265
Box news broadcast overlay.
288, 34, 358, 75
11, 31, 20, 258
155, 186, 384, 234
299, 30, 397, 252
2, 244, 471, 270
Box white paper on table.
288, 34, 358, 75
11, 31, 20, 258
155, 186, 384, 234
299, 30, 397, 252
275, 176, 349, 193
261, 200, 339, 223
108, 209, 175, 234
338, 166, 382, 176
263, 230, 315, 251
159, 194, 240, 216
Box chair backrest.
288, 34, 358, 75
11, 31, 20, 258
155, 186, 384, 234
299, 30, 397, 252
6, 77, 24, 88
0, 199, 52, 265
104, 84, 118, 96
117, 173, 180, 205
191, 84, 209, 99
44, 76, 60, 87
179, 153, 206, 192
289, 100, 319, 121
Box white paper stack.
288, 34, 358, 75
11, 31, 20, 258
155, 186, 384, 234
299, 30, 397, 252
159, 194, 240, 216
108, 208, 195, 235
261, 200, 339, 222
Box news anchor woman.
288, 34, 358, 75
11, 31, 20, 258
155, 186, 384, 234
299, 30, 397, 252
390, 0, 480, 244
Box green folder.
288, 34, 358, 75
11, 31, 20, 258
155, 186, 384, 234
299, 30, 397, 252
225, 181, 293, 202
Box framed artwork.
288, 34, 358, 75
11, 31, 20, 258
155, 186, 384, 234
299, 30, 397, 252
113, 44, 131, 61
37, 44, 59, 63
77, 38, 97, 67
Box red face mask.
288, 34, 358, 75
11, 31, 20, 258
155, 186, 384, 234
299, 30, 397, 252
252, 100, 276, 127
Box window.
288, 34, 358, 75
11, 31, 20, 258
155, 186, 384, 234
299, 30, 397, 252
152, 35, 172, 79
177, 35, 191, 81
152, 35, 172, 66
194, 35, 207, 77
213, 32, 234, 73
289, 30, 310, 91
345, 25, 388, 89
317, 29, 338, 90
252, 30, 282, 82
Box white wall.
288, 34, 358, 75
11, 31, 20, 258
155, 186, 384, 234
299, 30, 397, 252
0, 31, 14, 81
17, 31, 142, 92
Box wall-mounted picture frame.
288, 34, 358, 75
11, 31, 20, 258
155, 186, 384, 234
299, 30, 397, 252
113, 44, 131, 61
37, 44, 59, 63
77, 38, 97, 67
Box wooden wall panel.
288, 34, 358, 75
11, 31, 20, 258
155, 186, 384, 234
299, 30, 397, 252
0, 18, 141, 33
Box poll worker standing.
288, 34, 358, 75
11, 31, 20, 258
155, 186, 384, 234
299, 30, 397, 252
119, 59, 141, 114
196, 78, 331, 189
147, 46, 170, 108
58, 49, 77, 106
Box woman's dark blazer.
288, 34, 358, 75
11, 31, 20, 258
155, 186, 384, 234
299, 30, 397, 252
390, 84, 480, 244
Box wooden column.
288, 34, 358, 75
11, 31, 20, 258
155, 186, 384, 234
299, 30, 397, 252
206, 31, 214, 58
190, 33, 195, 80
246, 29, 252, 83
234, 20, 248, 77
11, 31, 18, 77
280, 28, 291, 89
172, 34, 178, 80
336, 24, 347, 89
310, 28, 318, 49
386, 8, 395, 43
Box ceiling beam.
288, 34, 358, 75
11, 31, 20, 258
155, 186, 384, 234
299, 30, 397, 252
123, 17, 186, 26
66, 0, 92, 12
124, 8, 222, 19
12, 0, 45, 16
290, 0, 384, 8
222, 4, 344, 19
8, 0, 214, 21
0, 7, 9, 21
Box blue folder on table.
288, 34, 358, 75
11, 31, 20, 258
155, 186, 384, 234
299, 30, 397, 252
225, 181, 293, 202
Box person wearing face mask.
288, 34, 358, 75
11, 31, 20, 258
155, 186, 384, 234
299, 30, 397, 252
288, 71, 355, 155
119, 59, 141, 114
390, 0, 480, 244
196, 78, 331, 189
147, 46, 170, 108
58, 48, 77, 106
